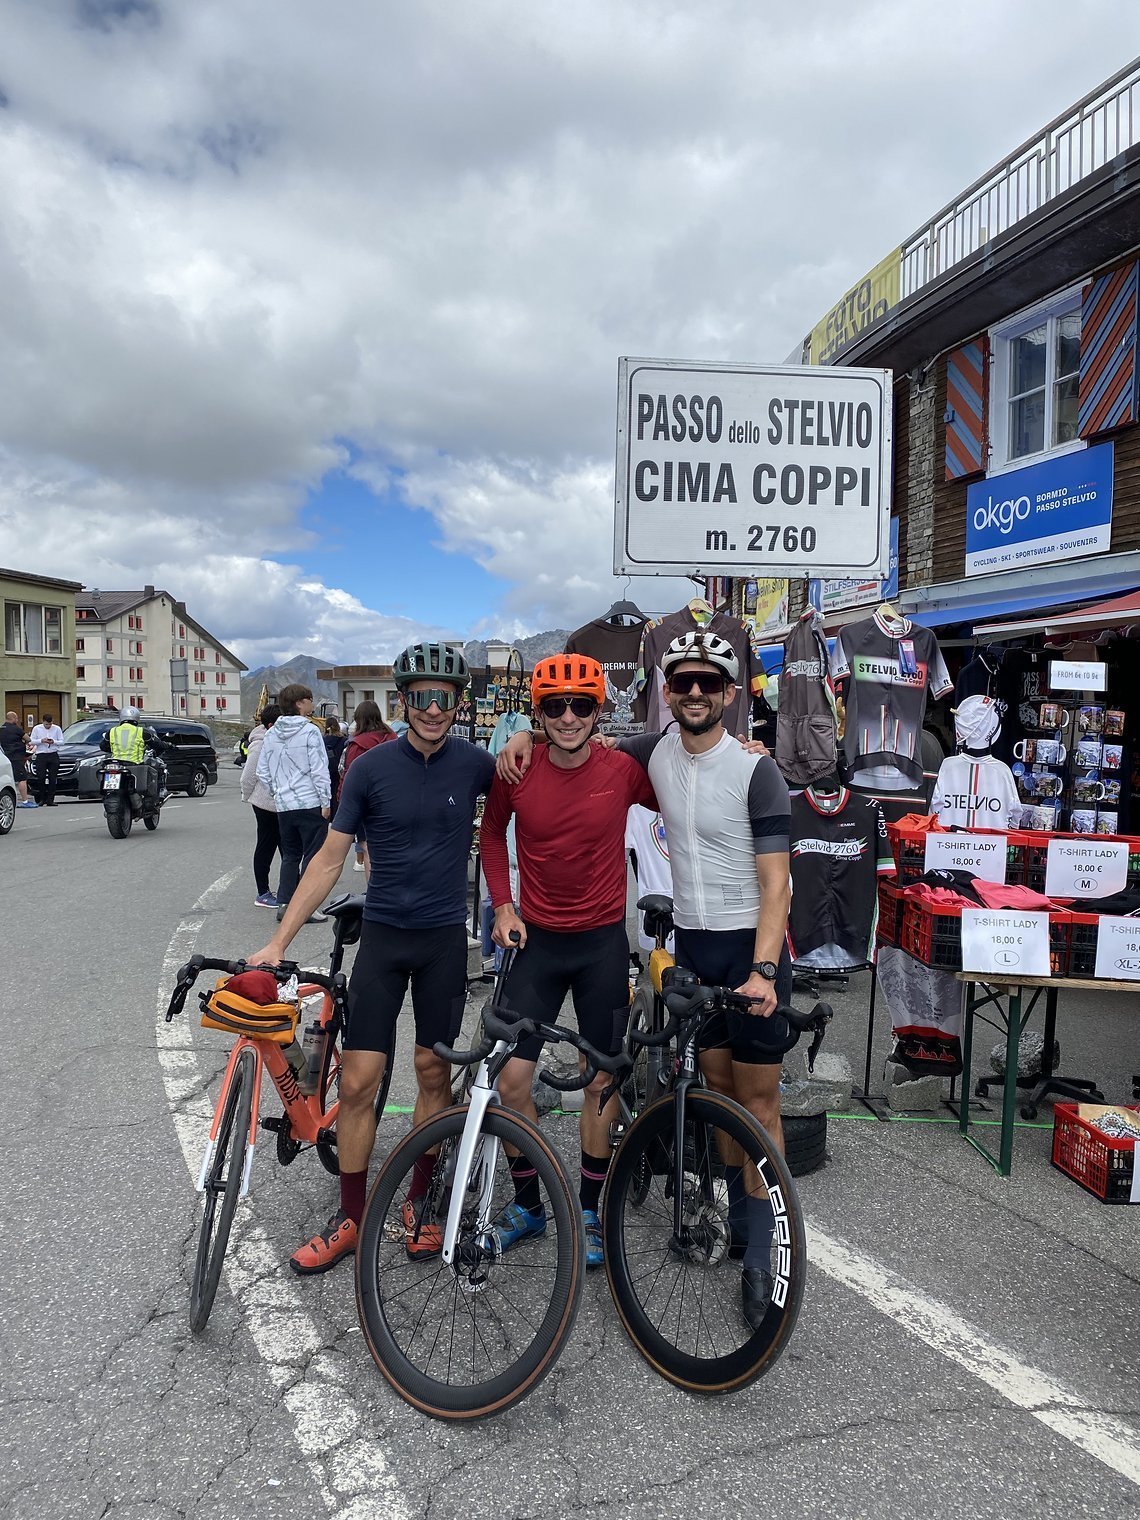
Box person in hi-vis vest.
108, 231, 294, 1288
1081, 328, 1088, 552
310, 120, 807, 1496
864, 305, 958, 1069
101, 707, 168, 799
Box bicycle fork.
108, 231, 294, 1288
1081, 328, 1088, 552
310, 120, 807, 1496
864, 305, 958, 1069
441, 1046, 506, 1267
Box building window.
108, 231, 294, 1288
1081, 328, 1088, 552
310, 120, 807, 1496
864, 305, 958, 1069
179, 695, 186, 710
179, 645, 185, 658
76, 637, 85, 652
76, 665, 85, 680
200, 696, 206, 709
134, 640, 143, 655
179, 624, 186, 637
106, 638, 113, 653
990, 287, 1082, 471
215, 651, 221, 663
137, 698, 144, 710
107, 666, 114, 682
4, 601, 64, 654
217, 696, 227, 710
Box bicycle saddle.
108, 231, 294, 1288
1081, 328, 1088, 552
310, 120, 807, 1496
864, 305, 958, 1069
322, 893, 365, 944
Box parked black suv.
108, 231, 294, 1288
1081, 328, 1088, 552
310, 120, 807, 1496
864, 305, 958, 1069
53, 718, 219, 800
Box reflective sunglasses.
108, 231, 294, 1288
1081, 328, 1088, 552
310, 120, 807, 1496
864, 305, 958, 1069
539, 695, 598, 719
666, 671, 726, 696
404, 686, 460, 711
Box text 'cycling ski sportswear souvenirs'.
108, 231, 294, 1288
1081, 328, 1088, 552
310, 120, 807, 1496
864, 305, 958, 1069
787, 787, 894, 969
830, 610, 952, 791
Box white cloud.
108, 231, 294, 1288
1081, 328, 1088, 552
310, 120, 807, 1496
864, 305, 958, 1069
0, 1, 1134, 657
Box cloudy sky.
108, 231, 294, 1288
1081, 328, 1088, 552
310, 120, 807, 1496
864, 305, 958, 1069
1, 2, 1134, 667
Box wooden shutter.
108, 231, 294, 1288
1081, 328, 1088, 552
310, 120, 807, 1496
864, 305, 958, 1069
1078, 260, 1139, 437
944, 338, 989, 480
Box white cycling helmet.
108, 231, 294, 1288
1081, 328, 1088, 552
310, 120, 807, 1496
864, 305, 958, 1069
660, 631, 739, 684
120, 705, 142, 722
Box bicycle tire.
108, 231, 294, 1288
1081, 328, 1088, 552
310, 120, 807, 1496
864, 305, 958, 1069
356, 1104, 583, 1419
316, 1025, 393, 1176
190, 1046, 255, 1332
623, 987, 665, 1117
603, 1087, 806, 1393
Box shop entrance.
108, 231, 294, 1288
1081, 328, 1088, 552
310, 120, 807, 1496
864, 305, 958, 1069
4, 689, 70, 730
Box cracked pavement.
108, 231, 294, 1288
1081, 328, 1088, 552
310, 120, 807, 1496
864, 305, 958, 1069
3, 768, 1139, 1518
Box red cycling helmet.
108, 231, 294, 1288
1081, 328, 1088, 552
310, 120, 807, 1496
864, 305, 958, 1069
530, 654, 607, 706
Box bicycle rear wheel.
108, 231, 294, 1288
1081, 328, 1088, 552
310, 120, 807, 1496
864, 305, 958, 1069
355, 1105, 583, 1419
190, 1046, 255, 1332
603, 1088, 806, 1393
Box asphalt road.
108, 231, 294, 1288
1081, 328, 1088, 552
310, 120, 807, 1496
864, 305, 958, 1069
3, 766, 1139, 1519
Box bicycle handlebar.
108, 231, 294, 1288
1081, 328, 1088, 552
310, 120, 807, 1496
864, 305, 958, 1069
163, 954, 345, 1023
433, 1002, 631, 1091
631, 979, 833, 1070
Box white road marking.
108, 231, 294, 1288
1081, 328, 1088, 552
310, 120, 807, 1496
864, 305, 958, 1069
156, 869, 408, 1520
807, 1224, 1140, 1490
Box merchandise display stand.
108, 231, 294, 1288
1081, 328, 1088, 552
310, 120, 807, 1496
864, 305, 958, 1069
854, 962, 889, 1117
954, 973, 1129, 1176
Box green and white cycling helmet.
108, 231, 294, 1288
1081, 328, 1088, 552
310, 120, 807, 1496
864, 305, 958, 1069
660, 630, 739, 684
392, 641, 470, 689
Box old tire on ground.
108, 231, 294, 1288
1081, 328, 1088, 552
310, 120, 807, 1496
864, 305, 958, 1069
783, 1111, 827, 1177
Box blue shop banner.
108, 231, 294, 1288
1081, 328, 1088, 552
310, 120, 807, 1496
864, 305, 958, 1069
965, 443, 1114, 577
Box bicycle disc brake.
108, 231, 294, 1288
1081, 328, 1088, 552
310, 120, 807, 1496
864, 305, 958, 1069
673, 1174, 730, 1266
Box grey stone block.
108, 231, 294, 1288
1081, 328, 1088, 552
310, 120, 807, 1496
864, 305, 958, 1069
780, 1079, 830, 1117
989, 1030, 1059, 1079
884, 1063, 945, 1111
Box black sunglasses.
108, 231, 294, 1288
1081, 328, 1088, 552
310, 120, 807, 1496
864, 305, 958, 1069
404, 687, 460, 711
666, 671, 726, 696
539, 695, 598, 719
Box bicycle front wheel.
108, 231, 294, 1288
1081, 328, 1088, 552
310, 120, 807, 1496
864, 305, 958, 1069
603, 1088, 806, 1393
356, 1105, 583, 1419
190, 1046, 255, 1332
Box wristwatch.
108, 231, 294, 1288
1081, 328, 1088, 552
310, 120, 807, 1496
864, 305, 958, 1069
751, 960, 778, 981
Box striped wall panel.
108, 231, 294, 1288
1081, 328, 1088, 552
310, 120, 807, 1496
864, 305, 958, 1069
1078, 261, 1139, 437
944, 339, 988, 480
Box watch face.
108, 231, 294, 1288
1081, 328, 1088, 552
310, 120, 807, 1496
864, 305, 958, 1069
754, 961, 778, 980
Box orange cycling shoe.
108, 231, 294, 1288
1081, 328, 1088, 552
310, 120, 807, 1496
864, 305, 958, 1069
289, 1208, 358, 1275
401, 1197, 443, 1259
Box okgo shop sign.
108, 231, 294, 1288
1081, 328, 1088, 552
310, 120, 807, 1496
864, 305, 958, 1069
614, 358, 892, 578
965, 441, 1114, 577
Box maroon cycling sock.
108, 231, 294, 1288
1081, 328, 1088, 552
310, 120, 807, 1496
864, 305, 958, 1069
408, 1148, 437, 1202
579, 1150, 611, 1214
340, 1169, 368, 1226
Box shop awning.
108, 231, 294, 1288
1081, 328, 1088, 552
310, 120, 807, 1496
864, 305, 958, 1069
900, 549, 1140, 634
972, 587, 1140, 639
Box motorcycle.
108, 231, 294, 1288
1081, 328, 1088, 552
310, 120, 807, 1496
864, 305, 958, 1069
99, 755, 167, 839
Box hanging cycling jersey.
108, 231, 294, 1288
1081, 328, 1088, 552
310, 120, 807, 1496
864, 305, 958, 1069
775, 608, 838, 788
830, 610, 952, 790
787, 787, 894, 968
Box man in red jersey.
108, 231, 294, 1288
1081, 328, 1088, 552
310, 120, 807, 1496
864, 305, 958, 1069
480, 654, 656, 1267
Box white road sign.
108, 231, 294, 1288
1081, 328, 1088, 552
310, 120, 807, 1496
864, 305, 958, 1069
615, 357, 892, 578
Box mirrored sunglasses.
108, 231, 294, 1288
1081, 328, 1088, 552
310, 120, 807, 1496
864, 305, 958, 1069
539, 695, 598, 719
666, 671, 725, 696
404, 687, 460, 711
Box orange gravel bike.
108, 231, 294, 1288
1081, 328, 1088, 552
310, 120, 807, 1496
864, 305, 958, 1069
163, 896, 391, 1331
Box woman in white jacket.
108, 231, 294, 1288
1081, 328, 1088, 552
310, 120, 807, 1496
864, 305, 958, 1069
241, 703, 282, 908
255, 684, 332, 923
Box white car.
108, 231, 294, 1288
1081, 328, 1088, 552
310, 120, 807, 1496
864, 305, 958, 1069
0, 753, 16, 834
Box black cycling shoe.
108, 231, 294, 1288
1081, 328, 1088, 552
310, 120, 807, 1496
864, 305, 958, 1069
741, 1267, 773, 1331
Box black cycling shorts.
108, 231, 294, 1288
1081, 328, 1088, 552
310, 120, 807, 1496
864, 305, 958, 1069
345, 919, 467, 1055
672, 926, 793, 1067
500, 921, 630, 1066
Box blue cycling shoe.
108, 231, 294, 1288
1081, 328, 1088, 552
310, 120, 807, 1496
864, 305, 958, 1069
484, 1201, 546, 1254
582, 1208, 604, 1268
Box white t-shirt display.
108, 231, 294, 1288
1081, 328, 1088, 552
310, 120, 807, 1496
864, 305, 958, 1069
625, 805, 674, 952
930, 753, 1020, 831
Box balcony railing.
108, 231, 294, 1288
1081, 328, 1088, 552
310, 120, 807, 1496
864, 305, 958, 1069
900, 59, 1140, 299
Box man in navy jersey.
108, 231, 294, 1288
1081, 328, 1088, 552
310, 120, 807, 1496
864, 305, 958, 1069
250, 642, 494, 1275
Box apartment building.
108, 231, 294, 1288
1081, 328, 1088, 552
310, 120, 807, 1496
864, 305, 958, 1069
75, 585, 247, 717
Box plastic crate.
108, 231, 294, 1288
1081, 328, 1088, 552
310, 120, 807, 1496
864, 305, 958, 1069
1018, 832, 1140, 893
877, 880, 906, 947
900, 899, 964, 968
1051, 1103, 1140, 1203
1058, 912, 1099, 978
887, 822, 1024, 885
901, 898, 1069, 973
